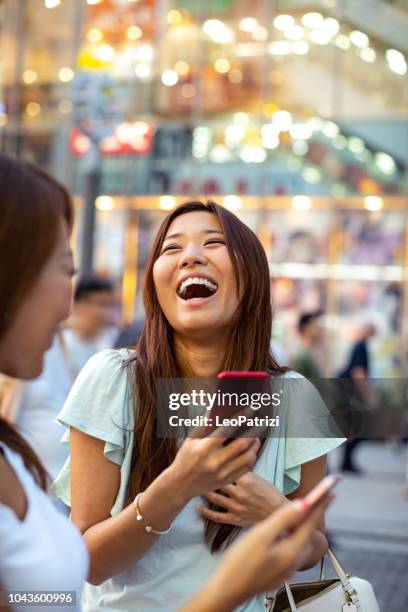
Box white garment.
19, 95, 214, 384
16, 338, 72, 481
0, 442, 88, 612
16, 329, 114, 482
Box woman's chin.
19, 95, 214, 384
173, 313, 228, 337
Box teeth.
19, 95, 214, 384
178, 276, 218, 296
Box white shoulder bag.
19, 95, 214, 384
265, 548, 381, 612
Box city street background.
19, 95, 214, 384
293, 441, 408, 612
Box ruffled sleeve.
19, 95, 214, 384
52, 348, 135, 513
281, 372, 345, 495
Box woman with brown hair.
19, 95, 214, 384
0, 156, 332, 612
0, 155, 88, 610
54, 201, 343, 611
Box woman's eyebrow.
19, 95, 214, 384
163, 229, 224, 241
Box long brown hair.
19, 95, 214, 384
127, 200, 287, 552
0, 154, 73, 489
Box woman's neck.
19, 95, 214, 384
174, 333, 227, 378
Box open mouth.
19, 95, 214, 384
177, 276, 218, 301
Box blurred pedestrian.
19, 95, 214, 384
338, 323, 376, 473
114, 319, 144, 349
64, 276, 120, 378
292, 311, 323, 379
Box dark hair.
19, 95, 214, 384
298, 311, 322, 333
74, 276, 115, 302
127, 200, 288, 552
0, 154, 73, 490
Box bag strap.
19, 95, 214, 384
283, 548, 361, 611
327, 548, 360, 605
284, 581, 297, 612
319, 555, 325, 581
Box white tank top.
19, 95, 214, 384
0, 442, 89, 611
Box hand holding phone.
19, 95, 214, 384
205, 370, 271, 438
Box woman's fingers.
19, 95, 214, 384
217, 440, 259, 482
203, 490, 239, 512
218, 483, 239, 498
219, 436, 260, 464
197, 504, 237, 525
205, 419, 250, 443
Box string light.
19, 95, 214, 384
349, 30, 369, 48
292, 196, 311, 210
375, 152, 397, 175
290, 123, 312, 140
223, 195, 242, 209
26, 102, 41, 117
44, 0, 61, 8
96, 196, 114, 211
228, 69, 243, 83
364, 196, 383, 211
134, 63, 152, 79
273, 15, 295, 31
202, 20, 234, 44
58, 67, 74, 82
161, 70, 178, 86
159, 196, 176, 210
335, 34, 350, 50
95, 44, 114, 62
239, 17, 259, 33
272, 110, 292, 132
127, 26, 142, 40
23, 70, 38, 84
167, 10, 182, 25
360, 48, 376, 63
214, 58, 231, 73
292, 40, 309, 55
174, 61, 190, 76
386, 49, 407, 75
301, 13, 323, 28
87, 28, 103, 43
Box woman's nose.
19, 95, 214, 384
179, 244, 207, 268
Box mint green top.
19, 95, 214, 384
53, 348, 344, 612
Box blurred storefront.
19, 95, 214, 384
0, 0, 407, 376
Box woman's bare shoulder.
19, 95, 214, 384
0, 449, 27, 520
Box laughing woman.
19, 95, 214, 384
53, 201, 343, 611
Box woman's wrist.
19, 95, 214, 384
159, 464, 194, 507
263, 490, 289, 517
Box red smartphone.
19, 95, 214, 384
205, 370, 270, 437
303, 474, 341, 512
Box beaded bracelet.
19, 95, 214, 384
134, 493, 172, 535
